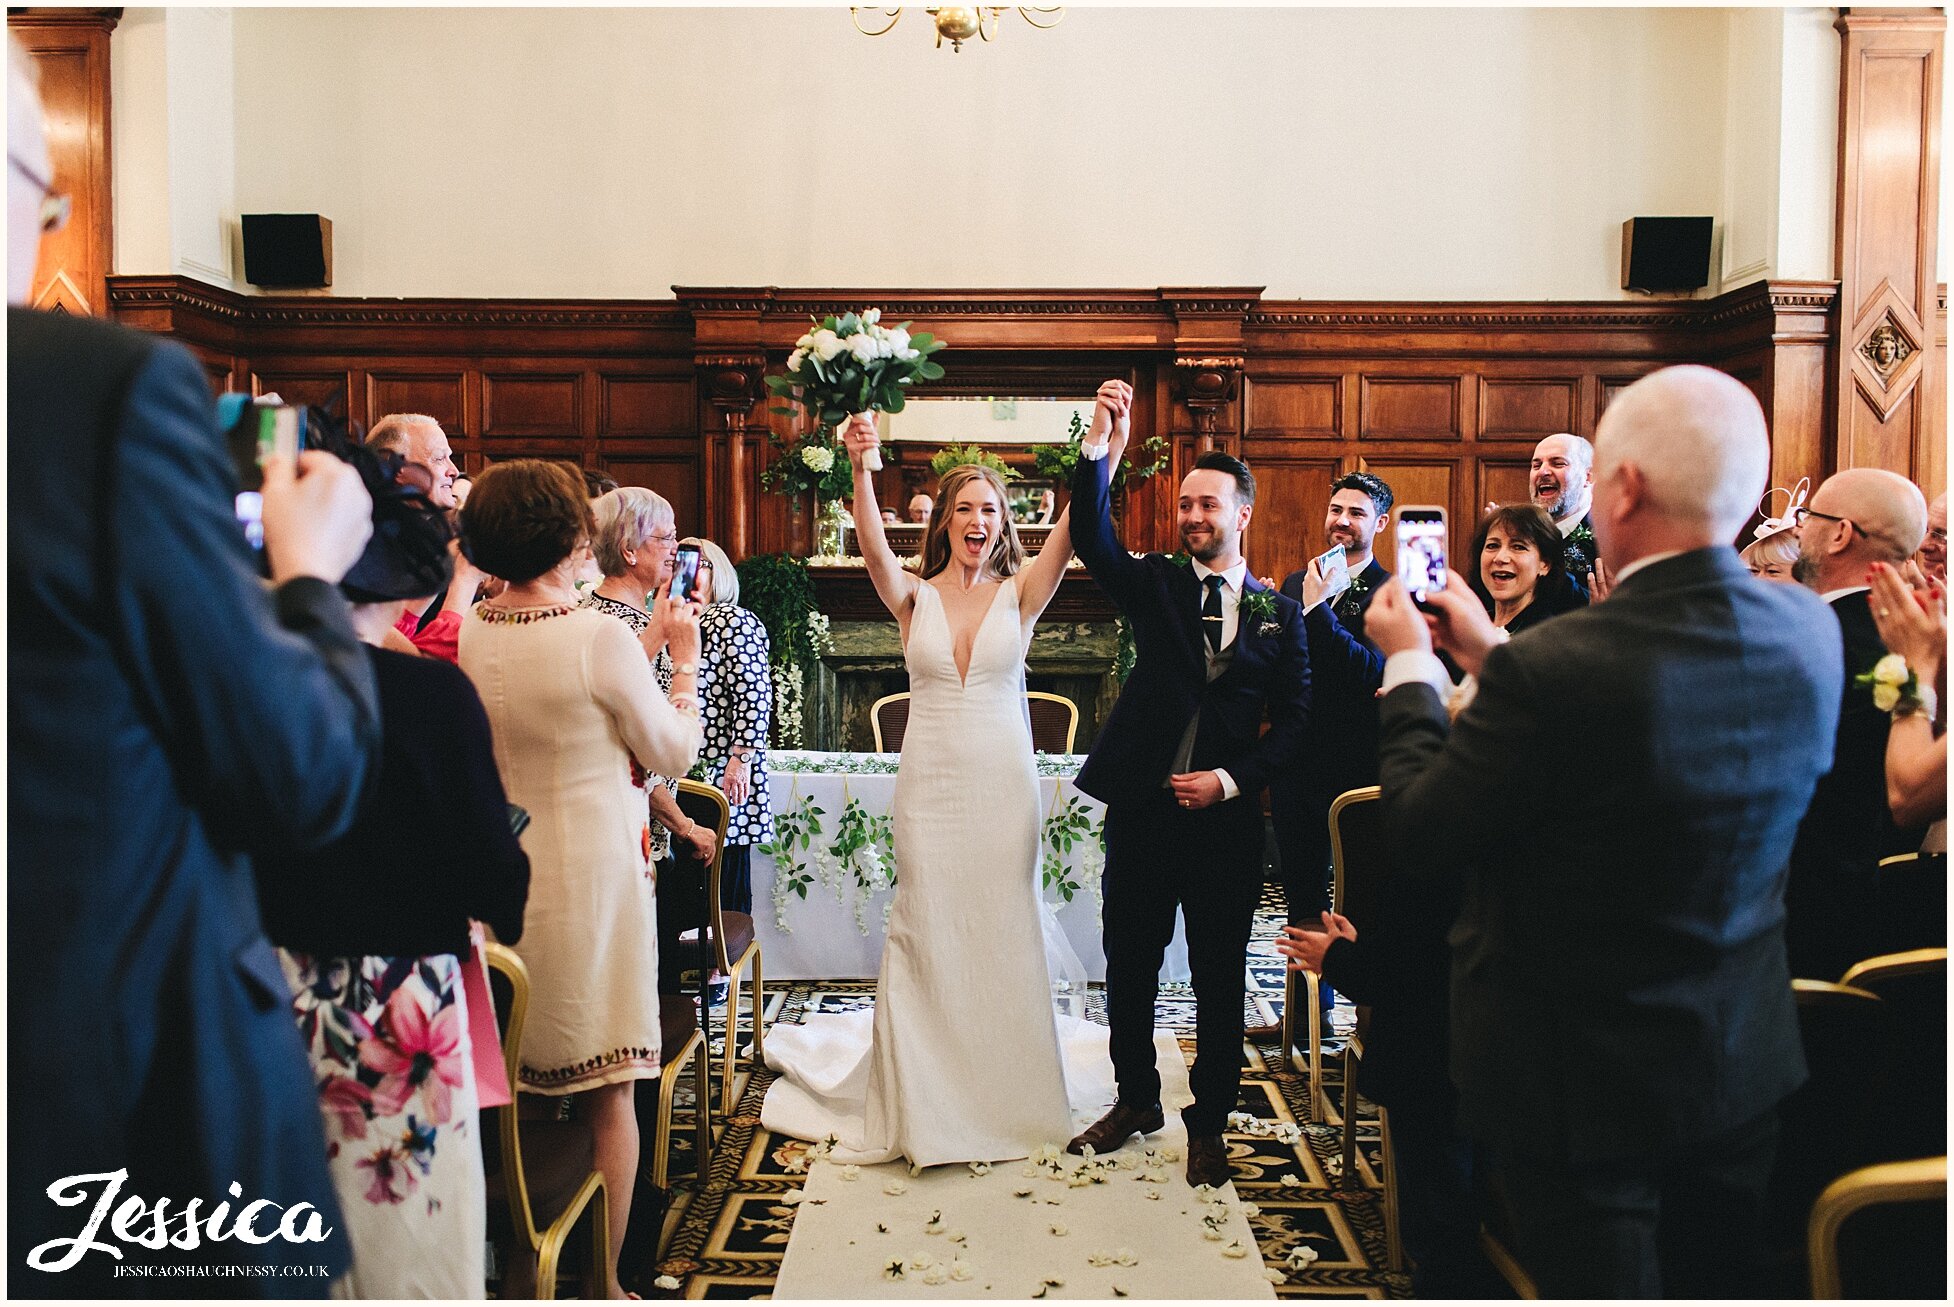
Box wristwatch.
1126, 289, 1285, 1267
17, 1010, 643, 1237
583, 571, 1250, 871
675, 662, 698, 676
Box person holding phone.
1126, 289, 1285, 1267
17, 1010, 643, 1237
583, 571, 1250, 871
457, 462, 702, 1287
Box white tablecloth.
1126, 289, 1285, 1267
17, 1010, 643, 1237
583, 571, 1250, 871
756, 752, 1189, 982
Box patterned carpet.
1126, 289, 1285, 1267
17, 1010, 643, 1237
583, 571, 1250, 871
637, 891, 1412, 1299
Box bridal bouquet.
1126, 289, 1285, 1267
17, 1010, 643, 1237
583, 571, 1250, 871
764, 310, 946, 482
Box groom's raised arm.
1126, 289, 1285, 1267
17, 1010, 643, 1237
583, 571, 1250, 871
1069, 387, 1146, 610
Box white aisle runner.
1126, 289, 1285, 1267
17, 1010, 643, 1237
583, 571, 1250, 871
773, 1033, 1276, 1300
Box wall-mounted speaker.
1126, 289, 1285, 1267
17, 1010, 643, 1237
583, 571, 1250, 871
1620, 217, 1712, 293
241, 214, 333, 288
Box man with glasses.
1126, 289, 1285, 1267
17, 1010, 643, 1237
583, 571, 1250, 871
1916, 490, 1946, 584
1785, 468, 1930, 978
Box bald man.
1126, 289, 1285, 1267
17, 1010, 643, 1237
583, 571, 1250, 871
1784, 468, 1930, 978
1917, 490, 1946, 583
1529, 432, 1598, 588
1351, 366, 1839, 1297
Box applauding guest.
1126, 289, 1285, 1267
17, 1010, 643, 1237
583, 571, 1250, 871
1529, 432, 1599, 590
1864, 560, 1946, 952
1784, 468, 1929, 978
1363, 365, 1839, 1298
457, 461, 702, 1282
683, 537, 775, 915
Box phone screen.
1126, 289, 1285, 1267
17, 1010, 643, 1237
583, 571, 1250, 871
222, 401, 305, 553
668, 544, 702, 602
1395, 508, 1448, 601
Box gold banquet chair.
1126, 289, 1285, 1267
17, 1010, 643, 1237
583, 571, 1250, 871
482, 942, 612, 1299
1807, 1156, 1947, 1299
869, 692, 911, 753
872, 690, 1079, 754
673, 778, 766, 1115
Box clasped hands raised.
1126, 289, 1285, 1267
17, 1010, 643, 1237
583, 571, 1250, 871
1363, 569, 1505, 677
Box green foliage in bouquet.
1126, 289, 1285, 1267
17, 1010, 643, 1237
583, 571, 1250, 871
1033, 410, 1169, 494
928, 443, 1020, 482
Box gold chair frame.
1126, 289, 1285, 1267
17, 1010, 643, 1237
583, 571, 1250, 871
677, 778, 766, 1115
870, 690, 1080, 753
1806, 1155, 1947, 1298
482, 942, 612, 1299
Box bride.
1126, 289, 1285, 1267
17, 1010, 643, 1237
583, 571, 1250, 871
761, 395, 1130, 1168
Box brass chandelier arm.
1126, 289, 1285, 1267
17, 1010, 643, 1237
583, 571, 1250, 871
1016, 6, 1065, 30
850, 7, 904, 37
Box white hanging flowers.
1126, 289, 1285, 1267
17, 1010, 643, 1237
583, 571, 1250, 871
653, 1274, 682, 1291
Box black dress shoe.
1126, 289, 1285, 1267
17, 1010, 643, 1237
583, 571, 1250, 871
1066, 1101, 1165, 1156
1186, 1133, 1230, 1188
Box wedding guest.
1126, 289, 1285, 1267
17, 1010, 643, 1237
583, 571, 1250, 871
1273, 472, 1394, 926
1530, 432, 1598, 590
457, 460, 703, 1282
584, 467, 621, 499
683, 537, 775, 916
1467, 504, 1578, 636
585, 488, 717, 879
9, 35, 378, 1287
881, 507, 901, 525
907, 492, 934, 523
1742, 528, 1801, 582
1785, 467, 1929, 978
1917, 490, 1947, 583
1364, 365, 1838, 1298
1864, 560, 1945, 953
366, 414, 482, 662
253, 432, 529, 1298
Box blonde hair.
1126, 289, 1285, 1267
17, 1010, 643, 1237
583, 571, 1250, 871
920, 465, 1025, 581
1741, 530, 1799, 572
680, 536, 740, 605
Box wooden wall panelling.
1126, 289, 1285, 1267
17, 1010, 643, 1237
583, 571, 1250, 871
1832, 9, 1944, 482
1359, 456, 1459, 582
9, 10, 117, 317
1243, 375, 1341, 440
1477, 373, 1582, 443
1359, 374, 1465, 443
249, 369, 355, 418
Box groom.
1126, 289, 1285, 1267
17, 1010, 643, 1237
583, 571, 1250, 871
1067, 380, 1312, 1188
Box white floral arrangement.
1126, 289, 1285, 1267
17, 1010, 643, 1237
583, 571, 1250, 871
764, 309, 947, 482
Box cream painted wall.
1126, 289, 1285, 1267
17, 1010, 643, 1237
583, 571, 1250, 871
110, 8, 171, 276
104, 7, 1863, 300
1777, 6, 1841, 281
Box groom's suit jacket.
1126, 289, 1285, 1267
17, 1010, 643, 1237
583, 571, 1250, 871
1069, 450, 1311, 806
1376, 547, 1839, 1164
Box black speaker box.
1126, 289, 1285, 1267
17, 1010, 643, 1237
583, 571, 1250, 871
1621, 216, 1712, 293
241, 213, 333, 288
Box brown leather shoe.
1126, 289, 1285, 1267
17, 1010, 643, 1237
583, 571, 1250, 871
1186, 1133, 1230, 1188
1066, 1101, 1165, 1156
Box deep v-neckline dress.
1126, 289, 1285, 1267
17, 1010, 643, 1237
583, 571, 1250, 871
760, 578, 1111, 1166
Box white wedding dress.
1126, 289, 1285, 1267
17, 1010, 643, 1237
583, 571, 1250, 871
761, 578, 1115, 1167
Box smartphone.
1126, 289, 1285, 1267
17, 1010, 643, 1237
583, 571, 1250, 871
1395, 506, 1448, 602
218, 397, 305, 554
668, 543, 703, 602
1311, 543, 1350, 598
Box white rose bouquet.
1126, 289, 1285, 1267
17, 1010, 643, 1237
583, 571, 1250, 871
764, 309, 946, 482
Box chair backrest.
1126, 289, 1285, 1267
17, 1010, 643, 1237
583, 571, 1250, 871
1840, 949, 1947, 1162
483, 942, 542, 1252
1328, 786, 1386, 926
676, 779, 734, 971
870, 693, 911, 753
1025, 692, 1080, 753
1807, 1156, 1947, 1299
1770, 981, 1892, 1266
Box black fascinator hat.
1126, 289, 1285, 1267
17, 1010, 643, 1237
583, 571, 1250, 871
308, 408, 455, 603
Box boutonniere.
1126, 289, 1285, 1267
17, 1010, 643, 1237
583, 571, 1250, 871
1856, 653, 1929, 717
1238, 586, 1279, 637
1335, 573, 1372, 620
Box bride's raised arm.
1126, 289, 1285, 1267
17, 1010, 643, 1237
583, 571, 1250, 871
841, 413, 920, 621
1018, 385, 1127, 623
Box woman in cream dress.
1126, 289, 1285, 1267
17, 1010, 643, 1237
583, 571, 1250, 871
457, 460, 702, 1286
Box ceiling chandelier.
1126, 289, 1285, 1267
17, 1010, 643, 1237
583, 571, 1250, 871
850, 7, 1065, 53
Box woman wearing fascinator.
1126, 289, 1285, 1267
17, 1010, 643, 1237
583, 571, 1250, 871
1742, 477, 1809, 583
252, 417, 532, 1299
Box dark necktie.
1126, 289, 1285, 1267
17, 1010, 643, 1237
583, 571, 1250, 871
1202, 574, 1225, 653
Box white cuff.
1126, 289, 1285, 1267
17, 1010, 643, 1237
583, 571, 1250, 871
1381, 650, 1453, 704
1214, 769, 1240, 802
1080, 441, 1111, 461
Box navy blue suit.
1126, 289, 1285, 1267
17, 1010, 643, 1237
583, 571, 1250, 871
1376, 547, 1839, 1296
9, 309, 379, 1295
1272, 558, 1389, 918
1070, 450, 1311, 1135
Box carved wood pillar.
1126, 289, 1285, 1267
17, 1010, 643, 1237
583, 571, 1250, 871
1174, 357, 1243, 455
1832, 8, 1944, 489
8, 9, 118, 317
701, 355, 765, 559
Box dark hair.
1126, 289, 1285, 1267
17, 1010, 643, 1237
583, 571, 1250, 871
461, 460, 594, 583
1329, 471, 1394, 517
1467, 504, 1568, 618
1191, 451, 1255, 506
582, 467, 620, 499
307, 409, 454, 603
